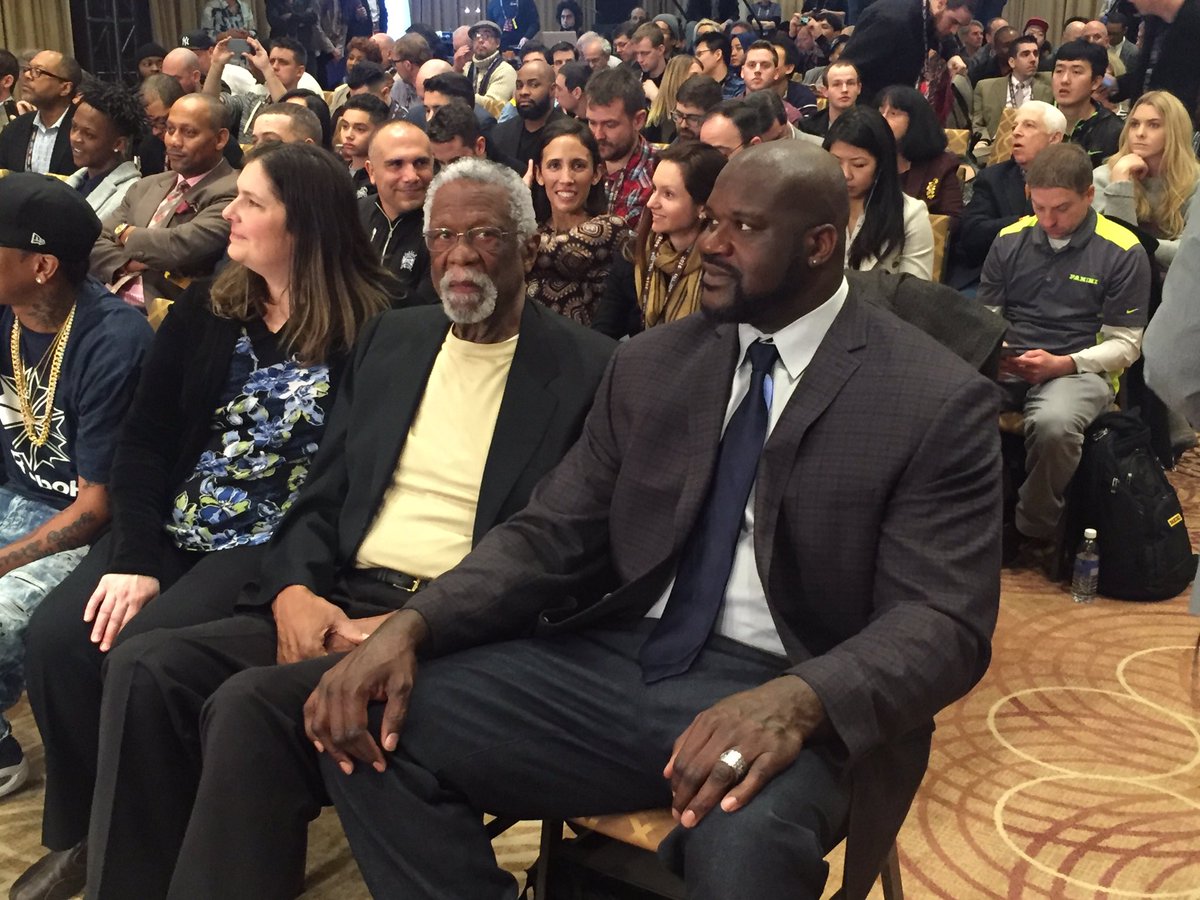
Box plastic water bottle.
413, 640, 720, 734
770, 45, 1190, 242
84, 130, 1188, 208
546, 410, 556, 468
1071, 528, 1099, 604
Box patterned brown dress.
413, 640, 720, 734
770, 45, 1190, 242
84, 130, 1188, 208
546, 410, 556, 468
527, 214, 630, 327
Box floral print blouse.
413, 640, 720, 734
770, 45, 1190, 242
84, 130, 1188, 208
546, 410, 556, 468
165, 323, 329, 552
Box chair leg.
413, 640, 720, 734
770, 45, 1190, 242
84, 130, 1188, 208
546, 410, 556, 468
534, 819, 564, 899
878, 842, 904, 900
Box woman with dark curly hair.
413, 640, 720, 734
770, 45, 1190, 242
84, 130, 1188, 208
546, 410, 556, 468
66, 80, 146, 221
878, 84, 964, 232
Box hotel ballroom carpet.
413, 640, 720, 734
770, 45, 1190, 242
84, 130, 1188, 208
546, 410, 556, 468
3, 453, 1199, 899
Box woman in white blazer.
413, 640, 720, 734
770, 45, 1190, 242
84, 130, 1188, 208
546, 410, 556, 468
66, 82, 145, 223
824, 106, 935, 281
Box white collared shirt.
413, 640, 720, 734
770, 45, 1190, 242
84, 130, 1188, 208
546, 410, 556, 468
645, 278, 850, 656
29, 108, 68, 174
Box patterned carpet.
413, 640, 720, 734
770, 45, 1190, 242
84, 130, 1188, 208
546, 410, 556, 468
3, 455, 1199, 899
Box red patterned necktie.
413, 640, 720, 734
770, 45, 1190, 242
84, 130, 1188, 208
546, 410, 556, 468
148, 178, 190, 229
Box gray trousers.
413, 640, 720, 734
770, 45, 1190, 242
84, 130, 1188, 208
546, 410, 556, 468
1008, 373, 1114, 540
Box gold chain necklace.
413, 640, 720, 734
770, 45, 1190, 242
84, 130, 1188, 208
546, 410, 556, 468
9, 303, 77, 447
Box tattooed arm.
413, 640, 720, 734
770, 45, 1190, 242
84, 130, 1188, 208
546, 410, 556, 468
0, 478, 109, 579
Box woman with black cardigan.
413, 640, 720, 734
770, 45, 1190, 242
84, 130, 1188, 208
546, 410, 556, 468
17, 143, 391, 887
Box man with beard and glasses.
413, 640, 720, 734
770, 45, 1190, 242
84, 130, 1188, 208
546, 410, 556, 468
295, 141, 1000, 900
490, 59, 567, 169
77, 158, 615, 899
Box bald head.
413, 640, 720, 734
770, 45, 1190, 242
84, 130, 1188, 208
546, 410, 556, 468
1083, 20, 1109, 45
416, 59, 453, 99
366, 121, 435, 218
519, 58, 553, 81
1061, 20, 1086, 44
697, 141, 846, 330
371, 32, 396, 61
452, 26, 471, 50
162, 47, 203, 94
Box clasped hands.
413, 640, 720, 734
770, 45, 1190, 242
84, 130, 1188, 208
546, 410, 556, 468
303, 622, 825, 828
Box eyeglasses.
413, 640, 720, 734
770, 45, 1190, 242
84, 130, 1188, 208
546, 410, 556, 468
424, 226, 514, 253
20, 65, 68, 81
671, 110, 705, 127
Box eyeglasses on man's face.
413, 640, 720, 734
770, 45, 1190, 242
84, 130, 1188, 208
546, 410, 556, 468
424, 226, 514, 253
21, 65, 68, 81
671, 110, 705, 127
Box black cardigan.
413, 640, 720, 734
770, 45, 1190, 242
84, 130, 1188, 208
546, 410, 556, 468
107, 283, 344, 576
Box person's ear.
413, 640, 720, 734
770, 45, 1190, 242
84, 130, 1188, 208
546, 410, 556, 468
32, 254, 60, 285
521, 232, 539, 274
214, 126, 230, 152
633, 108, 647, 130
590, 165, 603, 186
748, 135, 761, 147
365, 158, 376, 184
803, 223, 838, 267
535, 163, 545, 186
473, 136, 486, 156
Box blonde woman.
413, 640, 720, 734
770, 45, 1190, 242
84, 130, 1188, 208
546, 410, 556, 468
1093, 90, 1200, 271
644, 54, 697, 143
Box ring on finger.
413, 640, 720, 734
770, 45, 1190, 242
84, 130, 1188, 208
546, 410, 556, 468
718, 748, 749, 782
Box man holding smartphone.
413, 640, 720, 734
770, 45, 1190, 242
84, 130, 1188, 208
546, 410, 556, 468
978, 143, 1149, 568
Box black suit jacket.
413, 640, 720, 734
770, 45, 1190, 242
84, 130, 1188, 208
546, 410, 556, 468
1116, 0, 1200, 129
246, 300, 616, 608
951, 158, 1028, 286
841, 0, 931, 102
490, 108, 567, 169
405, 289, 1002, 898
0, 105, 76, 175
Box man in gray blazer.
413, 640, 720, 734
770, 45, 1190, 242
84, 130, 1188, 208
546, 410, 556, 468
299, 142, 1002, 900
89, 94, 237, 306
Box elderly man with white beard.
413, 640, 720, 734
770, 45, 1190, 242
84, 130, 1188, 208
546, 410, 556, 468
74, 159, 616, 900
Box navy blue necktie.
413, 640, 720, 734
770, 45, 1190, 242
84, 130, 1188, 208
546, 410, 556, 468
639, 340, 780, 683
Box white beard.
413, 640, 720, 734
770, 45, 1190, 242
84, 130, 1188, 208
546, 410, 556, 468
437, 268, 499, 324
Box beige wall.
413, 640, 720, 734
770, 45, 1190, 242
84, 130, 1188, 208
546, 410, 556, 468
0, 0, 73, 57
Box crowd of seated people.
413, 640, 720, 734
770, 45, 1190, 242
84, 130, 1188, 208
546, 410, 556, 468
0, 2, 1197, 898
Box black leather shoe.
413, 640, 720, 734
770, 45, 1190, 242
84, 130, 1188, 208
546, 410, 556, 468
9, 841, 86, 900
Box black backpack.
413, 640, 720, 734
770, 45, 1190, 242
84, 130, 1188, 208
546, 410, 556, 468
1066, 410, 1196, 601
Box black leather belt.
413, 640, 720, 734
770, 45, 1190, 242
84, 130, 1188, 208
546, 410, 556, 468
357, 567, 429, 593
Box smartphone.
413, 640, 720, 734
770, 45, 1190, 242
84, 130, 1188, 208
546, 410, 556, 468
1000, 346, 1030, 357
228, 38, 252, 58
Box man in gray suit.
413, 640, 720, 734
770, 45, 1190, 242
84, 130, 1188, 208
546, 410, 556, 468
89, 94, 237, 306
300, 141, 1002, 900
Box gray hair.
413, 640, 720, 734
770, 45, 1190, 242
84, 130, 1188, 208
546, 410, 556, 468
1019, 100, 1068, 137
423, 158, 538, 241
577, 31, 611, 54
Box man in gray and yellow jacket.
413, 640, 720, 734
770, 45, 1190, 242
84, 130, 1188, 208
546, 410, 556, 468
978, 143, 1150, 558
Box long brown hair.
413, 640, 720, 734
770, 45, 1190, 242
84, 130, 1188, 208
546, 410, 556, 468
209, 142, 391, 364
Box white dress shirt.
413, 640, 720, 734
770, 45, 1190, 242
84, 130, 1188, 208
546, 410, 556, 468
645, 278, 850, 656
29, 108, 68, 174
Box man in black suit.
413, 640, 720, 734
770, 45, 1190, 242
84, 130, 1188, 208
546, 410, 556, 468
1115, 0, 1199, 131
81, 159, 615, 899
951, 100, 1065, 289
300, 141, 1000, 900
489, 58, 566, 170
0, 51, 80, 176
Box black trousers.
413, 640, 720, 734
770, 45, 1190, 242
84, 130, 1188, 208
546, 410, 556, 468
86, 578, 414, 900
23, 529, 268, 850
155, 620, 851, 900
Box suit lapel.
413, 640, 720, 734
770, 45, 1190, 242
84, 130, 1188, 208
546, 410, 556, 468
753, 294, 866, 593
671, 323, 740, 551
364, 315, 448, 516
472, 302, 560, 543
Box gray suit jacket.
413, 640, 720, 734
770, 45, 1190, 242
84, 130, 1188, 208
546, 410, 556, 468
971, 72, 1052, 140
90, 158, 238, 301
405, 288, 1002, 898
